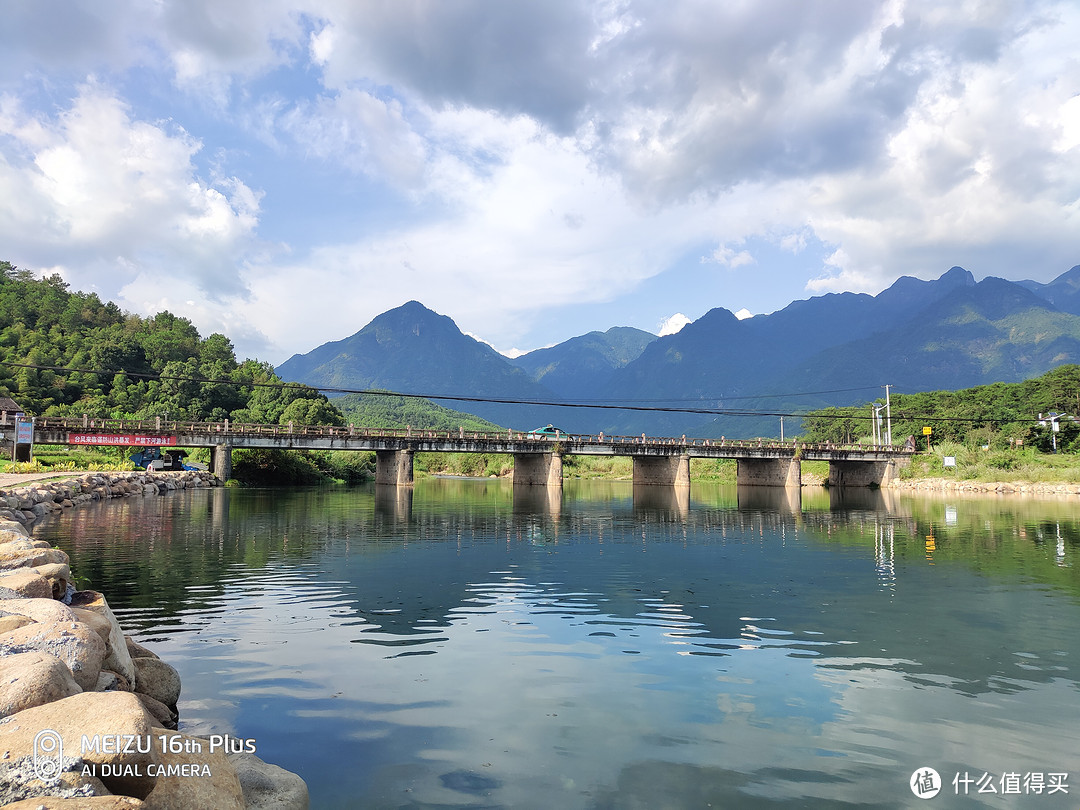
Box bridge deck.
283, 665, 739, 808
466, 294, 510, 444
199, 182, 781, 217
10, 415, 911, 462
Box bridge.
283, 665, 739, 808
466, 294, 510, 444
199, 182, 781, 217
4, 415, 913, 490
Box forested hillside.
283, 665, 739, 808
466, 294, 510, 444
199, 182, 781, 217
333, 393, 502, 432
800, 364, 1080, 452
0, 262, 339, 425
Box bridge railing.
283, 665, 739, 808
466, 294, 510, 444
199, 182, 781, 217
8, 414, 910, 454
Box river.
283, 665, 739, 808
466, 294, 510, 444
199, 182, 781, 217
32, 479, 1080, 809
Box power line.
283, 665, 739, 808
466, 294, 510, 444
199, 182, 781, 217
0, 361, 1049, 425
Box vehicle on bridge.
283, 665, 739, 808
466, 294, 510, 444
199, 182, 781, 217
528, 425, 570, 437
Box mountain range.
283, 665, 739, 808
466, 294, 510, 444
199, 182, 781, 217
276, 265, 1080, 438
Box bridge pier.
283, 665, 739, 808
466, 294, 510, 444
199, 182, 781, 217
211, 443, 232, 481
513, 452, 563, 488
736, 457, 801, 487
375, 449, 414, 487
632, 454, 690, 487
827, 459, 902, 488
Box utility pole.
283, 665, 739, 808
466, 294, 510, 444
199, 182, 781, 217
882, 384, 893, 446
1041, 412, 1061, 453
873, 403, 887, 446
780, 416, 784, 442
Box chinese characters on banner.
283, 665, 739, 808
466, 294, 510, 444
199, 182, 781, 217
68, 434, 177, 446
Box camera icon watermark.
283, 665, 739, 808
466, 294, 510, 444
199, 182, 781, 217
32, 729, 64, 784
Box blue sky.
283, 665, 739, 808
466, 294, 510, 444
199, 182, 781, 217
1, 1, 1078, 365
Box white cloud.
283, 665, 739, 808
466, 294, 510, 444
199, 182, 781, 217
280, 88, 428, 187
1, 0, 1079, 361
658, 313, 691, 336
1057, 94, 1080, 153
780, 230, 809, 254
734, 308, 753, 320
0, 83, 261, 304
703, 245, 755, 269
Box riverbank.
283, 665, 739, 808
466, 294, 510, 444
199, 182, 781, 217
888, 476, 1080, 495
0, 470, 309, 808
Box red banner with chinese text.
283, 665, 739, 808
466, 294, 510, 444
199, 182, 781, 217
69, 434, 177, 447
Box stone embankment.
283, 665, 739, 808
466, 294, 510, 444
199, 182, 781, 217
888, 477, 1080, 496
0, 471, 309, 809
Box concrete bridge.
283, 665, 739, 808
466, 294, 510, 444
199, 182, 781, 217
7, 416, 913, 489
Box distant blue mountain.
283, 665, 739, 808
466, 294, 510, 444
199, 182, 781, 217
508, 326, 657, 398
276, 266, 1080, 438
275, 301, 556, 428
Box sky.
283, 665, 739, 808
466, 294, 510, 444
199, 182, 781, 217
0, 1, 1078, 366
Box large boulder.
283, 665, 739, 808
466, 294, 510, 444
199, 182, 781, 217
33, 561, 72, 600
228, 751, 311, 810
0, 568, 52, 599
140, 732, 245, 810
0, 797, 145, 808
0, 691, 160, 798
0, 651, 82, 718
125, 637, 160, 660
0, 613, 34, 634
70, 607, 114, 645
131, 658, 181, 710
0, 597, 77, 624
0, 618, 106, 692
69, 591, 136, 686
135, 693, 178, 731
0, 544, 69, 571
0, 765, 112, 806
0, 522, 30, 544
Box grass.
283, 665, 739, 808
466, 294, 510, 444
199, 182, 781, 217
415, 452, 514, 478
899, 442, 1080, 483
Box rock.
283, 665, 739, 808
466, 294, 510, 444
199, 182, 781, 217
33, 562, 72, 600
0, 796, 145, 808
0, 523, 30, 544
0, 618, 105, 692
0, 651, 82, 718
71, 607, 114, 645
0, 691, 159, 798
125, 637, 160, 660
0, 597, 77, 625
228, 751, 311, 810
0, 765, 112, 806
0, 569, 53, 599
132, 658, 181, 709
0, 544, 69, 571
135, 693, 178, 731
94, 669, 134, 692
140, 732, 245, 810
69, 592, 136, 686
0, 614, 34, 634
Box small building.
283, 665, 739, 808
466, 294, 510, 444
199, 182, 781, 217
0, 397, 28, 459
0, 397, 25, 425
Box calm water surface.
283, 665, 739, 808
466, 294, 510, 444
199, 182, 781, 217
33, 480, 1080, 809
